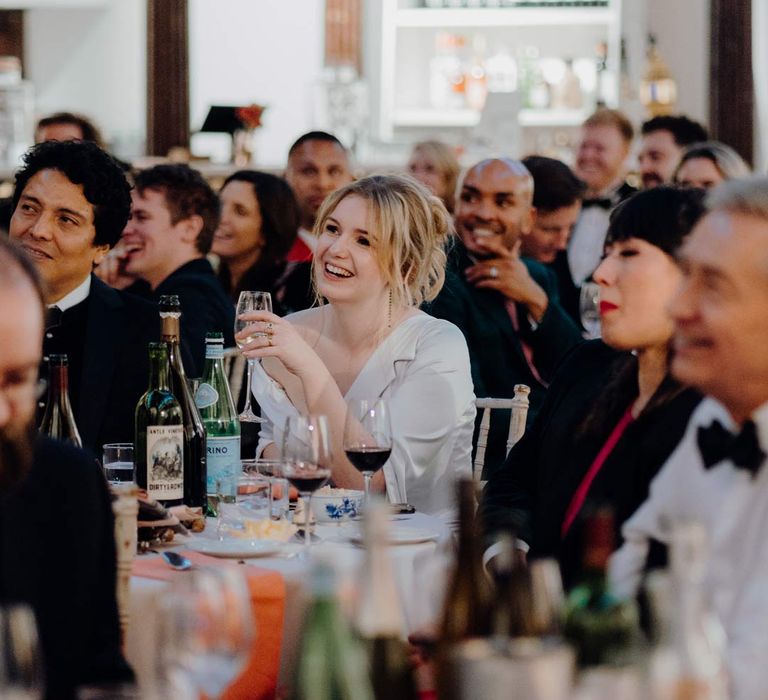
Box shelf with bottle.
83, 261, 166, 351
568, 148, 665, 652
396, 5, 611, 28
393, 106, 589, 127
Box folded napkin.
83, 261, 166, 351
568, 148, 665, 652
133, 551, 285, 700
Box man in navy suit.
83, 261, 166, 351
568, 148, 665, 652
9, 139, 158, 454
426, 158, 582, 476
0, 235, 131, 699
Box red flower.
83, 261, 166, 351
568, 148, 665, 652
236, 104, 267, 129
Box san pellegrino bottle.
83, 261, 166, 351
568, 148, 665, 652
355, 500, 418, 700
647, 522, 727, 700
291, 558, 375, 700
195, 332, 241, 506
563, 508, 640, 667
39, 354, 82, 448
159, 295, 207, 509
135, 342, 184, 506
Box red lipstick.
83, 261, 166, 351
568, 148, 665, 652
599, 301, 618, 314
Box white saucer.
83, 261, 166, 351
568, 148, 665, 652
348, 526, 439, 546
186, 538, 282, 559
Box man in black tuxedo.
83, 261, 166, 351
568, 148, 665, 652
0, 236, 132, 699
9, 139, 158, 455
426, 158, 582, 476
96, 164, 235, 375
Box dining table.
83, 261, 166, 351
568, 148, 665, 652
125, 511, 453, 699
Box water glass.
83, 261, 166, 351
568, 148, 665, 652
102, 443, 135, 485
579, 282, 601, 340
249, 459, 289, 521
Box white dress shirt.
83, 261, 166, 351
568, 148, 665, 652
251, 313, 476, 522
49, 275, 91, 311
610, 397, 768, 700
567, 206, 611, 284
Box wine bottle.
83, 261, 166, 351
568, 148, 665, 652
195, 332, 241, 509
134, 342, 184, 506
355, 501, 418, 700
291, 559, 375, 700
39, 354, 82, 448
647, 522, 727, 699
563, 508, 640, 667
159, 295, 207, 509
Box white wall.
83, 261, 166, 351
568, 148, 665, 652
188, 0, 325, 168
24, 0, 146, 158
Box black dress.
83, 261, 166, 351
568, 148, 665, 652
480, 340, 702, 588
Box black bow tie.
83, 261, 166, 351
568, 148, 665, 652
697, 419, 766, 476
582, 197, 614, 210
45, 305, 63, 330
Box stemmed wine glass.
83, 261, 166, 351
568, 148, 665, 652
160, 567, 254, 699
343, 398, 392, 504
234, 291, 272, 423
282, 415, 332, 556
0, 604, 44, 699
579, 282, 601, 340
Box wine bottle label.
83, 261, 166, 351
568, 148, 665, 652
146, 425, 184, 500
195, 382, 219, 409
206, 435, 241, 494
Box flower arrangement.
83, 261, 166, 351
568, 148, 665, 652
236, 104, 267, 130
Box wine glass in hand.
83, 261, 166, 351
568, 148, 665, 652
579, 282, 601, 340
343, 398, 392, 504
234, 291, 272, 423
282, 415, 332, 555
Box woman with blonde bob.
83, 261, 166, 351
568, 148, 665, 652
674, 141, 751, 190
236, 175, 475, 518
407, 140, 461, 213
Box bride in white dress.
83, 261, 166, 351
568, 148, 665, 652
235, 174, 475, 519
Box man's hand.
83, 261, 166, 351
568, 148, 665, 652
465, 237, 549, 322
94, 239, 138, 290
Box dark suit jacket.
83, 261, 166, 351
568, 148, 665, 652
0, 437, 133, 699
549, 250, 582, 328
425, 243, 583, 475
70, 276, 159, 453
153, 258, 236, 376
481, 341, 702, 588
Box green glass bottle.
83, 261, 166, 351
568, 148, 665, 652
291, 559, 375, 700
195, 332, 241, 510
39, 354, 82, 448
135, 342, 184, 506
159, 295, 207, 509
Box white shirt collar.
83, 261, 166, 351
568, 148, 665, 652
694, 396, 768, 448
49, 275, 91, 312
297, 227, 317, 251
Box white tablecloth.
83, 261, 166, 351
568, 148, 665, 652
125, 512, 452, 697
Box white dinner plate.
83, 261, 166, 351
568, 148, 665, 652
186, 538, 282, 559
348, 526, 439, 546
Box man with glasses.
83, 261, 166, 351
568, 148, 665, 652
8, 140, 158, 454
0, 236, 132, 698
426, 158, 582, 476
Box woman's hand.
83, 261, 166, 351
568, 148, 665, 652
235, 310, 326, 379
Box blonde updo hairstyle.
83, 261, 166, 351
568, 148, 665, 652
312, 174, 452, 308
408, 140, 461, 213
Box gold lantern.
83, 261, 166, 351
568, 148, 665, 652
639, 34, 677, 117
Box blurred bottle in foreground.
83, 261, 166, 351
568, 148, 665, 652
39, 353, 82, 448
291, 558, 375, 700
646, 521, 728, 700
355, 500, 418, 700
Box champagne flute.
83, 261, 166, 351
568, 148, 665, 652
0, 604, 44, 699
579, 282, 601, 340
160, 568, 254, 699
343, 398, 392, 504
234, 291, 272, 423
282, 415, 332, 556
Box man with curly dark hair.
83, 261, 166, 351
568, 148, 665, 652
96, 163, 234, 373
638, 114, 709, 189
9, 140, 159, 453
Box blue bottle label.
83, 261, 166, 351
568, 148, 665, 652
206, 436, 241, 495
195, 382, 219, 409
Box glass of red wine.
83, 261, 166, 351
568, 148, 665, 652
343, 398, 392, 505
282, 415, 332, 555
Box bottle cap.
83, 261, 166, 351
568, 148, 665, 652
205, 331, 224, 344
48, 354, 68, 366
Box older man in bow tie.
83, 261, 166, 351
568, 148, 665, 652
610, 177, 768, 700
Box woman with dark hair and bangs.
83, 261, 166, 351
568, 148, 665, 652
482, 186, 707, 586
213, 170, 313, 313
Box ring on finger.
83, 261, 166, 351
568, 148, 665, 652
264, 321, 274, 334
267, 335, 273, 347
489, 266, 499, 279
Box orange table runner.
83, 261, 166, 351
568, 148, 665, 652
133, 550, 286, 700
